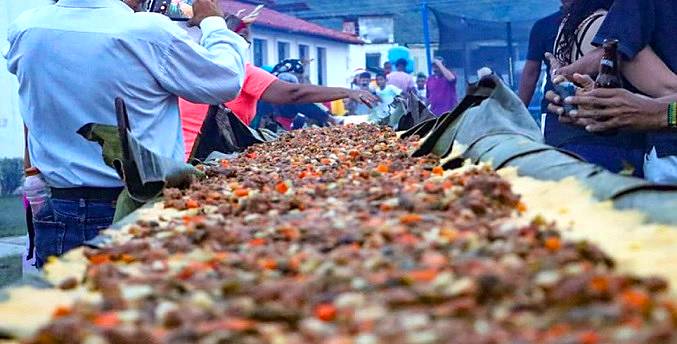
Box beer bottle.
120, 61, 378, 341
595, 39, 623, 89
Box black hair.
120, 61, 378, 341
375, 72, 386, 79
416, 73, 427, 79
272, 59, 305, 76
395, 58, 407, 68
555, 0, 614, 65
359, 72, 372, 79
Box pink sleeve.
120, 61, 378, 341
246, 65, 278, 100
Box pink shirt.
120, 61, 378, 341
179, 64, 277, 160
387, 71, 414, 92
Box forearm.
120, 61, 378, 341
438, 64, 456, 81
158, 17, 247, 105
23, 125, 31, 170
518, 64, 540, 105
622, 47, 677, 98
270, 84, 352, 105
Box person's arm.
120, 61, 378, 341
434, 60, 456, 82
622, 46, 677, 98
261, 80, 378, 108
518, 60, 542, 106
150, 1, 248, 105
23, 125, 31, 170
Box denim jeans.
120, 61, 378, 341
33, 197, 116, 268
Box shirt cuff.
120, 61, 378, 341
199, 16, 228, 35
199, 16, 248, 48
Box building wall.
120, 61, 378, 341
0, 0, 51, 159
249, 28, 359, 88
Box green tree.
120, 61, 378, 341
0, 158, 24, 196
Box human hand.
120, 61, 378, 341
564, 88, 667, 132
349, 90, 379, 109
188, 0, 224, 27
546, 73, 596, 126
237, 5, 264, 24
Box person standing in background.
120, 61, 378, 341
518, 0, 573, 113
415, 73, 428, 100
427, 57, 457, 116
383, 61, 392, 77
387, 58, 415, 93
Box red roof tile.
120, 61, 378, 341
219, 1, 363, 44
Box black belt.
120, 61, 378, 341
51, 187, 123, 201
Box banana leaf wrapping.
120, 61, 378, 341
378, 90, 437, 131
78, 99, 202, 222
190, 105, 278, 162
410, 76, 677, 225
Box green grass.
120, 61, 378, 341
0, 196, 27, 238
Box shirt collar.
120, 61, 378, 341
57, 0, 133, 11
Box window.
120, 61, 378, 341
253, 39, 268, 67
317, 47, 327, 86
366, 53, 381, 70
277, 41, 290, 62
298, 44, 309, 61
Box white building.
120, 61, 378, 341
0, 0, 52, 159
222, 1, 364, 87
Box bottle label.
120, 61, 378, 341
600, 59, 615, 68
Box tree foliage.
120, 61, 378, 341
0, 159, 24, 196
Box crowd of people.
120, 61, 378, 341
520, 0, 677, 184
346, 57, 458, 118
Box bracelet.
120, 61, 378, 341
668, 102, 677, 128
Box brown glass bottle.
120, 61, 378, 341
595, 39, 623, 89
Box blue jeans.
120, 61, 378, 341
33, 197, 116, 268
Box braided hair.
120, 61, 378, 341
554, 0, 614, 65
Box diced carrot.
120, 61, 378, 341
440, 228, 459, 241
442, 180, 455, 189
621, 289, 651, 311
314, 303, 337, 321
120, 254, 136, 264
320, 158, 332, 165
219, 160, 229, 168
298, 171, 308, 179
224, 318, 256, 331
400, 213, 423, 224
89, 254, 111, 265
432, 166, 444, 176
408, 269, 438, 282
234, 188, 249, 197
349, 150, 360, 159
544, 237, 562, 251
275, 182, 289, 194
517, 201, 528, 213
186, 199, 200, 209
258, 258, 278, 270
52, 306, 72, 318
579, 330, 600, 344
397, 233, 419, 245
278, 227, 300, 240
376, 164, 390, 173
547, 323, 570, 337
249, 238, 267, 246
589, 276, 610, 294
380, 203, 393, 212
245, 152, 257, 159
93, 312, 120, 329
